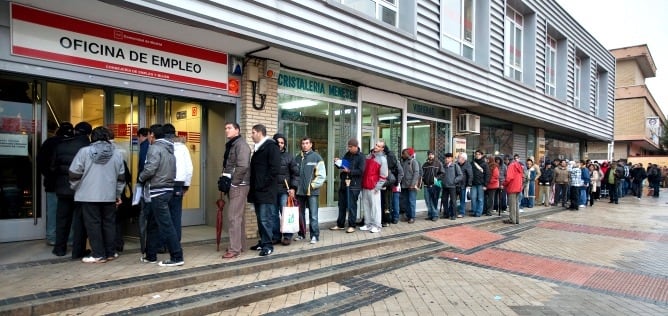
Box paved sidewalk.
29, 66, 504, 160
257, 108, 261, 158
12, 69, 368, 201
1, 192, 667, 315
218, 194, 668, 315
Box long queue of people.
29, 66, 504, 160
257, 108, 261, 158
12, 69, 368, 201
37, 123, 193, 266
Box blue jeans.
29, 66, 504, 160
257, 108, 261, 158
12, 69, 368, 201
46, 192, 58, 243
391, 191, 400, 222
652, 180, 660, 197
423, 186, 441, 219
146, 193, 183, 262
255, 203, 276, 250
337, 189, 360, 228
458, 187, 468, 216
617, 179, 625, 198
297, 195, 319, 240
470, 185, 485, 216
167, 184, 184, 242
400, 189, 417, 219
579, 186, 587, 205
275, 192, 288, 240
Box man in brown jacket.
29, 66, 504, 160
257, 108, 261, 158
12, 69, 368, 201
553, 159, 570, 208
221, 122, 251, 259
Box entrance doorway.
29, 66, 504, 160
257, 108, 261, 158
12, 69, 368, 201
0, 73, 214, 242
0, 78, 40, 242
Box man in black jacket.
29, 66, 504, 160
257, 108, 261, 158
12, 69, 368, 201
331, 138, 365, 233
51, 122, 91, 259
538, 160, 554, 206
271, 133, 299, 245
470, 150, 490, 217
37, 122, 74, 245
247, 124, 281, 256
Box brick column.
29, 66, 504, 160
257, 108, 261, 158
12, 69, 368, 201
239, 58, 279, 239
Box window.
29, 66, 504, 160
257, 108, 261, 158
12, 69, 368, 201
545, 35, 557, 97
574, 57, 581, 108
338, 0, 398, 27
504, 6, 523, 81
593, 71, 599, 115
441, 0, 475, 60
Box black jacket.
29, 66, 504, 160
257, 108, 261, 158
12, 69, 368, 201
471, 158, 490, 186
276, 149, 299, 193
338, 150, 365, 191
37, 135, 64, 192
248, 138, 281, 204
538, 167, 554, 184
51, 135, 90, 196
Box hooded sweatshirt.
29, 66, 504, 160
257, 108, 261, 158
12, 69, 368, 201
69, 141, 125, 202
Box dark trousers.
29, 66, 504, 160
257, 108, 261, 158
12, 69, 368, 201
555, 184, 569, 206
569, 186, 580, 209
441, 187, 457, 218
609, 182, 619, 203
168, 184, 184, 242
337, 189, 360, 228
54, 196, 87, 258
82, 202, 117, 259
485, 188, 499, 215
146, 193, 184, 262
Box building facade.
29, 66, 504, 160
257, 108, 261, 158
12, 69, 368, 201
588, 45, 664, 161
0, 0, 614, 243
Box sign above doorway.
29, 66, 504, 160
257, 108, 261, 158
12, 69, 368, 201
10, 3, 229, 90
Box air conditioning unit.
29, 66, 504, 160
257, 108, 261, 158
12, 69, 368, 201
458, 113, 480, 133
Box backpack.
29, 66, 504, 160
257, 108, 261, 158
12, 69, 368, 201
384, 152, 398, 188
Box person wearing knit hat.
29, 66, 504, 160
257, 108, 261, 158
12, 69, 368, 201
400, 148, 420, 223
330, 137, 365, 233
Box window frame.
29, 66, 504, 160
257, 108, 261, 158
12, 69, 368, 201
574, 56, 581, 108
441, 0, 475, 60
504, 6, 524, 81
545, 35, 557, 97
339, 0, 399, 27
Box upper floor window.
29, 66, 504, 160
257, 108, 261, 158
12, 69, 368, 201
574, 56, 581, 108
504, 6, 523, 81
337, 0, 398, 27
441, 0, 475, 60
545, 35, 557, 97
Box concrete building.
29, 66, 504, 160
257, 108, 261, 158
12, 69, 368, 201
589, 44, 664, 161
0, 0, 614, 243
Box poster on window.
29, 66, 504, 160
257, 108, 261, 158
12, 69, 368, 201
0, 133, 28, 156
453, 137, 466, 157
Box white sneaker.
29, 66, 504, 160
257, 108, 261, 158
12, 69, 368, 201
309, 236, 318, 244
519, 209, 524, 213
579, 205, 586, 208
370, 226, 380, 233
359, 225, 371, 231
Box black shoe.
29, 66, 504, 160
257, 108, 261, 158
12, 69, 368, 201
382, 222, 389, 227
484, 213, 492, 216
259, 248, 273, 256
450, 216, 456, 220
391, 219, 399, 224
52, 249, 66, 257
431, 217, 438, 222
250, 242, 262, 251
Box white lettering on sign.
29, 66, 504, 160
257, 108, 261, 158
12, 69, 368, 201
10, 3, 227, 90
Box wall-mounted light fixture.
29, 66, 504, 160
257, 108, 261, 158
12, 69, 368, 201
247, 65, 267, 110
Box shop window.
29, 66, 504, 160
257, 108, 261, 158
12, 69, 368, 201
0, 78, 38, 220
278, 94, 357, 207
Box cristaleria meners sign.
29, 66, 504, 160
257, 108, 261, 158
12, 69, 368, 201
10, 3, 228, 90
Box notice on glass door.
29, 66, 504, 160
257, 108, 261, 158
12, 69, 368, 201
0, 133, 28, 156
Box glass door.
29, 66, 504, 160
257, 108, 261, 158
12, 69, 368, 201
110, 92, 204, 226
0, 78, 40, 242
167, 98, 203, 225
